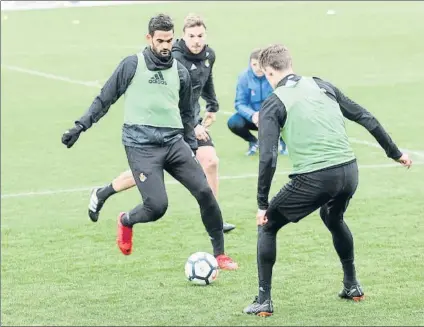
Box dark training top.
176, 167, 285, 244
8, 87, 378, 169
76, 47, 198, 151
257, 74, 403, 210
77, 40, 219, 152
172, 39, 219, 123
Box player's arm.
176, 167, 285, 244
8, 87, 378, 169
257, 94, 287, 210
177, 62, 198, 153
315, 78, 403, 160
201, 53, 219, 113
235, 73, 256, 122
62, 55, 137, 148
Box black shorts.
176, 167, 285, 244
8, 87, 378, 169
267, 160, 358, 225
197, 132, 214, 148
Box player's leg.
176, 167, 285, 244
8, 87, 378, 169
164, 138, 238, 270
244, 172, 332, 316
196, 135, 235, 233
227, 113, 259, 156
116, 145, 168, 255
88, 170, 136, 222
319, 161, 364, 301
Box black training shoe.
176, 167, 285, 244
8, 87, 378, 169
223, 222, 236, 233
243, 296, 273, 317
338, 284, 365, 302
88, 188, 105, 222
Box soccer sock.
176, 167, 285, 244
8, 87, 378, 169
210, 231, 225, 257
120, 212, 133, 228
329, 220, 358, 286
97, 183, 117, 201
194, 186, 225, 256
257, 226, 277, 304
341, 258, 357, 287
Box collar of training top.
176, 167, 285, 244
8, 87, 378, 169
174, 39, 208, 62
143, 46, 174, 71
276, 74, 299, 88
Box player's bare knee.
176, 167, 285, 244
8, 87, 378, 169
201, 155, 219, 173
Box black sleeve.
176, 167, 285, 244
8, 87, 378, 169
201, 53, 219, 113
314, 78, 402, 160
177, 62, 198, 151
257, 94, 287, 210
76, 55, 137, 130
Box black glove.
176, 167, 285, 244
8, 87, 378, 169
62, 123, 84, 148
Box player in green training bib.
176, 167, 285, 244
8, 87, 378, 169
243, 44, 412, 316
85, 14, 235, 233
61, 14, 238, 271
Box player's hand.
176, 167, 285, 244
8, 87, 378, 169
62, 123, 84, 148
256, 209, 268, 226
252, 112, 259, 127
396, 153, 412, 169
202, 112, 216, 128
194, 124, 210, 142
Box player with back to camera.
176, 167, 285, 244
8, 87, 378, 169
242, 44, 412, 316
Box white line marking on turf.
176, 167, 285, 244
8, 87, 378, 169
349, 138, 424, 159
1, 65, 102, 88
2, 162, 422, 199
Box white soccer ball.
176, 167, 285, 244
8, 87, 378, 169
184, 252, 219, 285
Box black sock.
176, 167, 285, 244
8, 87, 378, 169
97, 183, 117, 201
325, 218, 358, 287
257, 226, 276, 304
210, 231, 225, 257
342, 259, 358, 287
120, 212, 133, 228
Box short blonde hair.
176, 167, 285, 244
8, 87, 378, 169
183, 14, 206, 31
259, 44, 292, 71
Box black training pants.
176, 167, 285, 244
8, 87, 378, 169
124, 138, 224, 254
257, 160, 359, 295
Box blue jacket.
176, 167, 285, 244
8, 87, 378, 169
234, 66, 274, 122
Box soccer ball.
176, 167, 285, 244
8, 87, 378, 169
184, 252, 219, 285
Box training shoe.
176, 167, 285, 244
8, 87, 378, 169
117, 212, 133, 255
243, 296, 273, 317
88, 188, 105, 222
246, 142, 259, 156
223, 222, 236, 233
338, 284, 365, 302
216, 254, 238, 270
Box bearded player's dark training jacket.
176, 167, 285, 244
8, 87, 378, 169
76, 47, 198, 151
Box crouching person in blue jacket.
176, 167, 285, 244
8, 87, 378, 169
227, 49, 288, 156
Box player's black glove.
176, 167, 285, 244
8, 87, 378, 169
62, 123, 84, 148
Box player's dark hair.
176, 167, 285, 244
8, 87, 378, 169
250, 48, 262, 61
148, 14, 174, 36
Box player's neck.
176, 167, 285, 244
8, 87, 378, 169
277, 69, 295, 81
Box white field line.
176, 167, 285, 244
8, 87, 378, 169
1, 1, 176, 12
1, 65, 102, 88
1, 162, 422, 199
